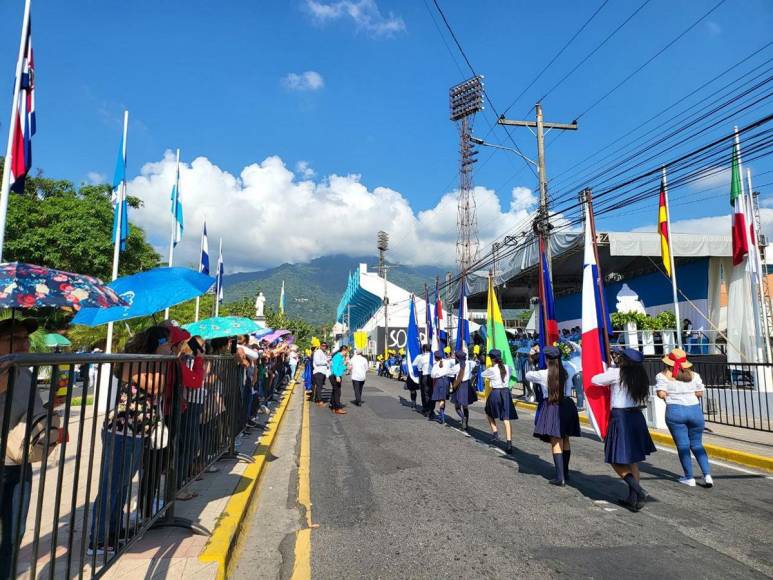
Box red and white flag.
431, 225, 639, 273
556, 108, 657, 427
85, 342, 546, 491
581, 204, 611, 439
10, 18, 35, 192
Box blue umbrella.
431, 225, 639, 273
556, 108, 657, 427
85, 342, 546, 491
72, 267, 215, 327
252, 328, 273, 339
183, 316, 262, 340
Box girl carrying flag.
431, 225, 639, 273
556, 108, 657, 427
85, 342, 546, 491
483, 349, 518, 454
430, 350, 455, 424
526, 346, 581, 486
450, 350, 477, 431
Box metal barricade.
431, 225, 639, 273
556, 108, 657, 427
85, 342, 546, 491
0, 352, 243, 579
644, 356, 773, 432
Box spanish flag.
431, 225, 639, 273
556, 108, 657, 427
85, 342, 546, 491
658, 173, 672, 277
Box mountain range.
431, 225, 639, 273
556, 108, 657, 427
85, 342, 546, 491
223, 255, 448, 327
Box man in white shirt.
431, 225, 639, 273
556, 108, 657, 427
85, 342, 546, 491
349, 350, 369, 406
417, 345, 434, 418
311, 342, 330, 407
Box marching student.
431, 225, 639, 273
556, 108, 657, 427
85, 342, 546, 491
525, 346, 580, 486
329, 345, 349, 415
483, 349, 518, 454
430, 349, 455, 424
404, 354, 421, 409
592, 347, 656, 511
655, 348, 712, 487
418, 345, 434, 417
450, 350, 477, 431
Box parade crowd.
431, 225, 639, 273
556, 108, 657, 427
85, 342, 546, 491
305, 336, 713, 514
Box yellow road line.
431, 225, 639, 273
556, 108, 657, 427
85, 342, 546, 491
291, 394, 312, 579
198, 380, 297, 580
513, 398, 773, 472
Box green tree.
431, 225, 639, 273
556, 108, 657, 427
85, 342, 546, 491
0, 161, 159, 281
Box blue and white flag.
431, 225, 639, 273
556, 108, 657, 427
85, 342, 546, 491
455, 278, 470, 353
425, 285, 434, 366
215, 237, 224, 303
111, 114, 128, 251
406, 294, 422, 383
170, 154, 183, 246
279, 280, 286, 314
199, 221, 210, 275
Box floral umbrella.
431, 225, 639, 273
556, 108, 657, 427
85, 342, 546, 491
0, 262, 127, 310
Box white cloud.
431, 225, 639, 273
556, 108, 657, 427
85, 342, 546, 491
304, 0, 405, 37
86, 171, 106, 185
295, 160, 316, 178
635, 208, 773, 240
127, 151, 536, 272
688, 167, 730, 191
281, 71, 324, 92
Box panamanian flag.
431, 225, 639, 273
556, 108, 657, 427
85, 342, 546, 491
10, 19, 35, 193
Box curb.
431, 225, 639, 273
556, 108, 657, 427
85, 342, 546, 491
199, 379, 298, 580
512, 398, 773, 473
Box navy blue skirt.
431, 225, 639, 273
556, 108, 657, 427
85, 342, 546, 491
432, 376, 450, 401
533, 398, 581, 442
451, 380, 477, 407
604, 407, 656, 464
485, 388, 518, 420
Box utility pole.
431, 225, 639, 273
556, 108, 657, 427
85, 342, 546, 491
498, 103, 577, 282
377, 231, 390, 358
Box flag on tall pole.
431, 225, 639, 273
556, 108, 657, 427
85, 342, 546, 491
170, 149, 183, 249
731, 134, 749, 266
279, 280, 286, 314
111, 114, 129, 252
194, 220, 209, 322
486, 273, 516, 391
425, 284, 434, 366
455, 278, 470, 353
434, 278, 446, 351
581, 194, 612, 439
406, 294, 422, 383
0, 0, 34, 261
537, 237, 559, 367
659, 167, 683, 349
214, 238, 224, 317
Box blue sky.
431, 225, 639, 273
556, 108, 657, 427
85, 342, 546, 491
1, 0, 771, 270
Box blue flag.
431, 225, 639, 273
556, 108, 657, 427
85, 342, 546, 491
200, 221, 210, 275
425, 285, 434, 366
406, 294, 422, 383
170, 156, 183, 246
111, 122, 128, 251
455, 279, 470, 353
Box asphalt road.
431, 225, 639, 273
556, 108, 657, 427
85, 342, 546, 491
307, 374, 773, 579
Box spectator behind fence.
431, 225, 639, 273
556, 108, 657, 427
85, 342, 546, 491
656, 348, 713, 488
175, 334, 206, 498
89, 325, 170, 556
0, 318, 61, 580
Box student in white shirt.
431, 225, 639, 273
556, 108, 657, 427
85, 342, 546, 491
417, 345, 434, 418
655, 348, 712, 487
430, 350, 456, 424
483, 349, 518, 454
311, 343, 330, 407
449, 350, 477, 431
349, 350, 369, 406
591, 347, 656, 511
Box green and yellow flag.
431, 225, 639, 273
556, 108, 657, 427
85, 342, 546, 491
486, 275, 516, 395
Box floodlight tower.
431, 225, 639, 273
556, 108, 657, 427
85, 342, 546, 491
449, 75, 484, 275
377, 230, 390, 357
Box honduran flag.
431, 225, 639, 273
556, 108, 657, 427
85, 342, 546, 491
581, 207, 612, 439
215, 238, 224, 303
10, 19, 35, 193
170, 154, 183, 247
199, 221, 210, 275
455, 279, 470, 353
406, 294, 422, 383
111, 114, 128, 251
730, 130, 749, 266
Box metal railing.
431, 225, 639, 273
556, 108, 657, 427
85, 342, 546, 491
644, 356, 773, 432
0, 352, 246, 579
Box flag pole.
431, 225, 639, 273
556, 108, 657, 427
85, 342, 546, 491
662, 167, 683, 349
214, 237, 222, 317
746, 168, 770, 363
164, 148, 180, 320
0, 0, 32, 262
583, 188, 612, 361
105, 110, 129, 357
194, 217, 204, 323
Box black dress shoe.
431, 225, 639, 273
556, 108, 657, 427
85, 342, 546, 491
617, 498, 640, 512
549, 479, 566, 487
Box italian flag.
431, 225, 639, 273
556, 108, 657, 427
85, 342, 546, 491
731, 133, 749, 266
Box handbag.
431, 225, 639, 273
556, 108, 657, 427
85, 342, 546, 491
5, 410, 61, 464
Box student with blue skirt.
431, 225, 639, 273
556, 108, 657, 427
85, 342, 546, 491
592, 347, 656, 512
430, 350, 455, 424
483, 349, 518, 454
450, 350, 477, 431
525, 346, 581, 486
